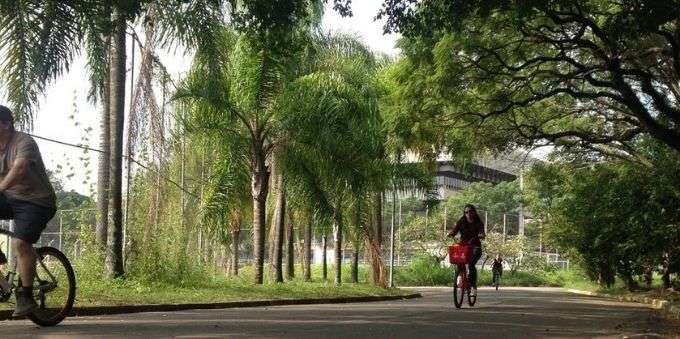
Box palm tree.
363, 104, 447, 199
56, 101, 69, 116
0, 0, 227, 278
176, 7, 317, 283
200, 141, 252, 277
277, 33, 386, 285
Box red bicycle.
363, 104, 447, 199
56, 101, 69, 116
448, 244, 476, 308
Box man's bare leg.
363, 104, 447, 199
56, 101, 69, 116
12, 238, 35, 286
11, 237, 36, 317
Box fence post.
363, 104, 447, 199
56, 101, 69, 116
443, 204, 447, 232
59, 212, 63, 251
503, 213, 506, 242
389, 186, 396, 288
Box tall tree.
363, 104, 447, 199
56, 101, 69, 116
177, 0, 320, 283
378, 0, 680, 161
105, 6, 127, 277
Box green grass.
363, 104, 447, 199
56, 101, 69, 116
73, 278, 405, 307
559, 275, 680, 309
0, 264, 406, 310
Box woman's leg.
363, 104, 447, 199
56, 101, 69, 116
469, 247, 483, 288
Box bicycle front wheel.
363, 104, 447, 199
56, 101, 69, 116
467, 288, 477, 306
27, 246, 76, 326
453, 268, 465, 308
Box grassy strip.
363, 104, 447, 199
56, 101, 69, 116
561, 277, 680, 311
73, 280, 405, 307
0, 264, 403, 310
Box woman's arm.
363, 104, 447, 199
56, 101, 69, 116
447, 221, 460, 238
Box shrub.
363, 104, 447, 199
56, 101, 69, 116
395, 255, 452, 286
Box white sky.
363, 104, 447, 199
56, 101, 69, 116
27, 1, 399, 196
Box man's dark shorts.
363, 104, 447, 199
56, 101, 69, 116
0, 193, 55, 244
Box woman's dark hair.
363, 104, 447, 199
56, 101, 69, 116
0, 105, 14, 125
459, 203, 483, 227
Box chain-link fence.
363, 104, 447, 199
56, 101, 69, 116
0, 206, 567, 272
0, 209, 95, 263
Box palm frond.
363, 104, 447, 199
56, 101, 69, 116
0, 1, 85, 128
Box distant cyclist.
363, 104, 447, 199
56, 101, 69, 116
0, 105, 56, 317
447, 204, 485, 296
492, 254, 503, 287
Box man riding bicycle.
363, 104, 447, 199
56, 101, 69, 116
447, 204, 485, 296
0, 105, 56, 317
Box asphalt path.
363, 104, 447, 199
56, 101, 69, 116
0, 287, 678, 338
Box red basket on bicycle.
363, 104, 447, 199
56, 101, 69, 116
448, 244, 472, 265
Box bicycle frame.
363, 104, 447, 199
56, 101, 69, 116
0, 228, 53, 297
0, 228, 17, 295
456, 263, 471, 290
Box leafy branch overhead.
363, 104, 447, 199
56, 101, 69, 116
378, 0, 680, 164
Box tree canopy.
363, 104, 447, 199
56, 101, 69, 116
377, 0, 680, 164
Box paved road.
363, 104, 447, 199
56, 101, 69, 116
0, 287, 678, 338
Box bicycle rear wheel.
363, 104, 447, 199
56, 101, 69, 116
453, 268, 465, 308
27, 247, 76, 326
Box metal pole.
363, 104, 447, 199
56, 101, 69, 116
503, 213, 507, 242
389, 184, 396, 288
519, 170, 525, 236
59, 213, 63, 251
484, 210, 488, 233
539, 225, 543, 255
443, 204, 447, 232
7, 221, 13, 266
397, 197, 402, 267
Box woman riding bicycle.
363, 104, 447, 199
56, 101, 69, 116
447, 204, 485, 296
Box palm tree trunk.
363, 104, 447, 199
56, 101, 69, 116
334, 210, 343, 285
96, 42, 111, 249
285, 210, 295, 280
322, 234, 327, 280
251, 147, 269, 284
105, 8, 126, 279
351, 243, 359, 283
271, 172, 285, 283
231, 223, 240, 276
367, 192, 386, 287
303, 217, 312, 282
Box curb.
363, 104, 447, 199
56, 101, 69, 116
566, 288, 679, 320
0, 293, 422, 320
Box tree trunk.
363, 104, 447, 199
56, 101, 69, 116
303, 217, 312, 282
351, 244, 359, 283
96, 36, 111, 249
285, 210, 295, 280
271, 173, 285, 283
643, 266, 653, 288
231, 222, 240, 276
251, 150, 269, 284
322, 234, 328, 280
334, 211, 343, 285
662, 252, 672, 290
105, 8, 126, 279
374, 192, 383, 245
598, 261, 615, 287
367, 192, 386, 287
